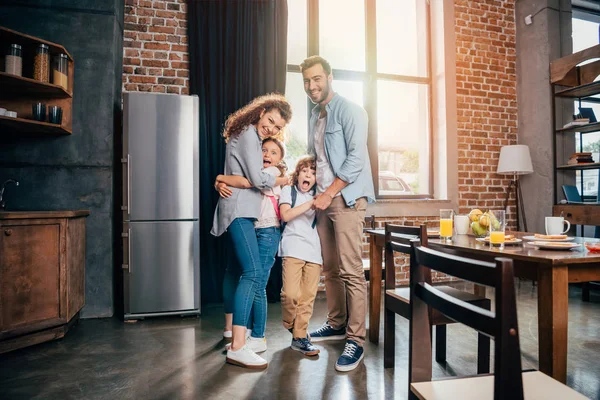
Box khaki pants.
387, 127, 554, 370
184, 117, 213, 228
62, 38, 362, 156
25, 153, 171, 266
317, 196, 367, 346
281, 257, 322, 339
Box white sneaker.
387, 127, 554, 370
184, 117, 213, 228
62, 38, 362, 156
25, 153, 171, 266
226, 345, 268, 369
246, 336, 267, 353
225, 336, 266, 353
223, 329, 251, 343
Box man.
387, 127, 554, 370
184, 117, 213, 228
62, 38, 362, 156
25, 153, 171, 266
302, 56, 375, 372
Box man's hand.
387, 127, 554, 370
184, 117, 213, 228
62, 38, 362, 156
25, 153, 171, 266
214, 181, 232, 198
313, 192, 333, 211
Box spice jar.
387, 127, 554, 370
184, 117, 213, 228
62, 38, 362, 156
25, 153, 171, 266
33, 43, 50, 82
52, 54, 68, 90
5, 44, 22, 76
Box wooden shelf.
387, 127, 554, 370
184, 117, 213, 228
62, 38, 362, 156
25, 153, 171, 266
0, 72, 72, 98
556, 121, 600, 134
554, 81, 600, 99
557, 162, 600, 171
0, 115, 71, 135
0, 26, 73, 60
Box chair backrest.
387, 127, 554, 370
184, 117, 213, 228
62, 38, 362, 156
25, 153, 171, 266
562, 185, 583, 203
384, 223, 427, 290
408, 241, 524, 400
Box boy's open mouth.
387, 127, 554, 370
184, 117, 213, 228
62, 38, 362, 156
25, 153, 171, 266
300, 180, 311, 191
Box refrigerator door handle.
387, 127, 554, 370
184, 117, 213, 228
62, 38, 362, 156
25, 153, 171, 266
121, 154, 131, 214
121, 229, 131, 272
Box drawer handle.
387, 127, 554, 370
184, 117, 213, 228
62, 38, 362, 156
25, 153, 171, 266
4, 229, 12, 236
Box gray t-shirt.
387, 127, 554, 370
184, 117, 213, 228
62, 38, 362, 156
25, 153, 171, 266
314, 116, 339, 196
278, 185, 322, 265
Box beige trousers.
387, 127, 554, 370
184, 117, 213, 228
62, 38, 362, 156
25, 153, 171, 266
281, 257, 322, 339
317, 196, 368, 346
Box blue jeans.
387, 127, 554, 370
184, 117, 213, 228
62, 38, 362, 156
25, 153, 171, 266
250, 226, 281, 338
222, 218, 261, 328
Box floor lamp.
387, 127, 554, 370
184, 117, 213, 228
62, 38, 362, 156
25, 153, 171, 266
497, 145, 533, 232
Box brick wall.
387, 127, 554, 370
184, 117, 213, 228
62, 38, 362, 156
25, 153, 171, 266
454, 0, 518, 222
122, 0, 189, 94
119, 0, 518, 289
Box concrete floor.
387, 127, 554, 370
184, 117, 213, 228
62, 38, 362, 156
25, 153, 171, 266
0, 282, 598, 400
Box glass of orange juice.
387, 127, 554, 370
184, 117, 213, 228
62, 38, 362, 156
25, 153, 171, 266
440, 209, 454, 242
489, 210, 506, 250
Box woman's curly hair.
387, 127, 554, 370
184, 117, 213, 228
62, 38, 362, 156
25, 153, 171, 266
223, 93, 292, 143
291, 155, 316, 188
262, 137, 288, 177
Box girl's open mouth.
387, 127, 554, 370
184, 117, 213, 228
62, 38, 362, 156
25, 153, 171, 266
263, 159, 272, 167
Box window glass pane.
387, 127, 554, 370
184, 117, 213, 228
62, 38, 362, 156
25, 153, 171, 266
333, 80, 363, 107
319, 0, 365, 71
580, 130, 600, 199
287, 0, 307, 65
285, 72, 309, 168
573, 17, 599, 53
376, 0, 428, 77
377, 80, 430, 196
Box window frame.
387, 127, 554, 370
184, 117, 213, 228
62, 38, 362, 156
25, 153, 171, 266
286, 0, 434, 199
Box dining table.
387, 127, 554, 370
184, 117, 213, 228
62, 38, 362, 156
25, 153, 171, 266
365, 229, 600, 383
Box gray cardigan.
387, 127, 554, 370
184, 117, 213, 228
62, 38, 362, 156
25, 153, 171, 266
210, 125, 277, 237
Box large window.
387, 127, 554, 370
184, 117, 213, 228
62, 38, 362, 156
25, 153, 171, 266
572, 8, 600, 200
284, 0, 432, 198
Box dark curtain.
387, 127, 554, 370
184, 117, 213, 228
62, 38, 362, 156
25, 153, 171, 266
188, 0, 288, 304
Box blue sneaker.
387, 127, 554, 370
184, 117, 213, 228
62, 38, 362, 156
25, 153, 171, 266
335, 340, 364, 372
308, 323, 346, 342
291, 337, 320, 356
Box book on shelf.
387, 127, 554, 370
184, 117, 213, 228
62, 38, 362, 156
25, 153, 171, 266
562, 118, 590, 129
567, 152, 594, 165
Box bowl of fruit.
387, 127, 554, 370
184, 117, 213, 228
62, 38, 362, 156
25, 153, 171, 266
469, 209, 500, 238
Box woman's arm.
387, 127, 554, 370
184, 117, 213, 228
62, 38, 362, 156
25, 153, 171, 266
216, 174, 252, 189
280, 200, 314, 223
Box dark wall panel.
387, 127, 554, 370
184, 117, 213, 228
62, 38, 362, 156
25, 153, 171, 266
0, 1, 124, 318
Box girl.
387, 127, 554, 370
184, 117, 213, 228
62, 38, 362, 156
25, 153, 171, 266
211, 94, 291, 369
278, 156, 321, 356
215, 137, 287, 354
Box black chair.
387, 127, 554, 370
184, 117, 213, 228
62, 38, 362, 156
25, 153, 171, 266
383, 223, 490, 374
407, 240, 585, 399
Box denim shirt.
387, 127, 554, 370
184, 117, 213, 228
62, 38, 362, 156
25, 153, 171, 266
307, 93, 375, 206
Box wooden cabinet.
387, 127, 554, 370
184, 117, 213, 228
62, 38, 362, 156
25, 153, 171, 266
0, 210, 89, 354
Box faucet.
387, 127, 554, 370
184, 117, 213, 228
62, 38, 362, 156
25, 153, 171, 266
0, 179, 19, 211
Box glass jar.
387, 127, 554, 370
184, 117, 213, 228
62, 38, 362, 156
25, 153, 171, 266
52, 54, 69, 90
5, 44, 22, 76
33, 43, 50, 82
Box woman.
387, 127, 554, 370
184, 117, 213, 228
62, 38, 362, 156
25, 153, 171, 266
211, 93, 291, 369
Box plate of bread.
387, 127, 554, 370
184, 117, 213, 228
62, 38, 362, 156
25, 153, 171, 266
522, 234, 574, 242
476, 234, 522, 245
529, 241, 581, 250
427, 230, 440, 238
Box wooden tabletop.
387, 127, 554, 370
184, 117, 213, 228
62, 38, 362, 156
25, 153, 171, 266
0, 210, 90, 219
366, 230, 600, 265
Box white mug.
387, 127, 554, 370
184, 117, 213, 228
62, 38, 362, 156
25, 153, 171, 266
545, 217, 570, 235
454, 215, 470, 235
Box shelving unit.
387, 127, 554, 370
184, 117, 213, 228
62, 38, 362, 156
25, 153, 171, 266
0, 26, 73, 136
550, 44, 600, 232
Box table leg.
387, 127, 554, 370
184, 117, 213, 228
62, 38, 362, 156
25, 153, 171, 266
537, 265, 569, 383
368, 238, 383, 344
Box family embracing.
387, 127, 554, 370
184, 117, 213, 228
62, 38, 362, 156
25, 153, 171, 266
210, 56, 375, 372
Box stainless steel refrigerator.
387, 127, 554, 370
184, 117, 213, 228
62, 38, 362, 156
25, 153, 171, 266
122, 92, 200, 320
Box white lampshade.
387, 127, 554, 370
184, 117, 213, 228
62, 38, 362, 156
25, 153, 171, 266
497, 145, 533, 175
